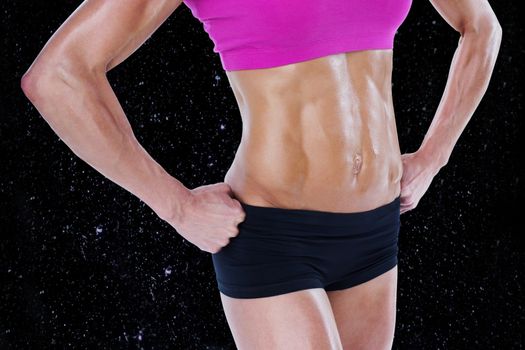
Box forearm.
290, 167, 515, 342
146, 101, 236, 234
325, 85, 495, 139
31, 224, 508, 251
21, 63, 190, 221
418, 24, 502, 170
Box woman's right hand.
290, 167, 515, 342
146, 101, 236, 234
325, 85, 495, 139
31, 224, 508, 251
166, 182, 246, 254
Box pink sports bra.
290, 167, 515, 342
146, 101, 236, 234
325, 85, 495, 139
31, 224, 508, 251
182, 0, 412, 71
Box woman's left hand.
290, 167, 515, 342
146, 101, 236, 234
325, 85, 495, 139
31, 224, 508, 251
399, 150, 441, 214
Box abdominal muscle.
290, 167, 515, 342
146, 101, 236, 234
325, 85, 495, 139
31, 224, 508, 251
223, 50, 403, 213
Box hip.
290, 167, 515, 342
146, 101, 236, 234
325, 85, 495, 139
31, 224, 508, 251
211, 193, 401, 298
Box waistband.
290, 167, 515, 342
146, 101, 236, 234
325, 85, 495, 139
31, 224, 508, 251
238, 195, 400, 229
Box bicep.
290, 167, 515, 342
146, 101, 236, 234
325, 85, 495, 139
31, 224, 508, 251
31, 0, 183, 75
428, 0, 501, 35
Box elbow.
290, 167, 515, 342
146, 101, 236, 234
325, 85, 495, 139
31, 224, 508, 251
487, 20, 503, 43
20, 72, 45, 103
20, 58, 87, 102
487, 21, 503, 56
460, 19, 502, 58
479, 20, 503, 44
20, 62, 57, 102
20, 69, 36, 101
461, 15, 502, 39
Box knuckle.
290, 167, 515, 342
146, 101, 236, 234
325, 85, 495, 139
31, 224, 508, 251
233, 215, 244, 226
228, 228, 239, 237
231, 200, 244, 212
231, 218, 240, 227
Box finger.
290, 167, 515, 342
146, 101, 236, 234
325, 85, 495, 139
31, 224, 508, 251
400, 205, 414, 212
222, 182, 234, 194
230, 199, 246, 216
228, 226, 240, 238
400, 199, 413, 206
234, 211, 246, 226
235, 215, 243, 226
230, 197, 242, 208
399, 204, 411, 213
399, 193, 412, 204
217, 181, 232, 193
230, 216, 242, 227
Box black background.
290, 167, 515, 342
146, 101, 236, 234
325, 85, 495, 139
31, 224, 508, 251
1, 1, 523, 349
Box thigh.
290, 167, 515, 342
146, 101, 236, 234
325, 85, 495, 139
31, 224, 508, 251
326, 265, 398, 350
219, 288, 343, 350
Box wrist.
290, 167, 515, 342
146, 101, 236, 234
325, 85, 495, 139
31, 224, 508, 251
149, 173, 192, 224
417, 143, 449, 175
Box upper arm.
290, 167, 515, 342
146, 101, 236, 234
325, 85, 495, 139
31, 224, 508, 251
25, 0, 184, 76
428, 0, 502, 35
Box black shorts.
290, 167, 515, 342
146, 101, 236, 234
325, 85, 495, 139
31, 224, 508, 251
211, 195, 401, 299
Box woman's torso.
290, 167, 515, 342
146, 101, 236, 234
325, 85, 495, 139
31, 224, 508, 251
223, 49, 403, 213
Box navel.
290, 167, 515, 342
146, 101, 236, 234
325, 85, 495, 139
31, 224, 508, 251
352, 152, 363, 174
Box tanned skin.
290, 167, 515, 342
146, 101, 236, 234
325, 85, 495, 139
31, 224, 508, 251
21, 0, 501, 348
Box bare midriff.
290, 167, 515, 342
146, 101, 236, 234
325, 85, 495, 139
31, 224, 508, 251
223, 50, 403, 213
